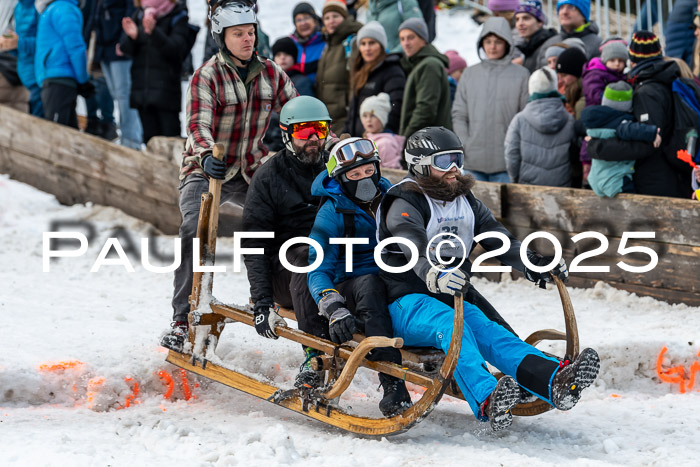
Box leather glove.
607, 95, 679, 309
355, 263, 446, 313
77, 81, 96, 98
253, 299, 286, 339
425, 266, 467, 295
318, 291, 357, 344
201, 153, 227, 179
525, 252, 569, 289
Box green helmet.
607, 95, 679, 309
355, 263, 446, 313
279, 96, 332, 152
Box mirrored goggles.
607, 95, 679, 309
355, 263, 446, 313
415, 150, 464, 172
286, 121, 330, 140
327, 139, 379, 175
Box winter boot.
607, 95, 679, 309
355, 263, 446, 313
160, 321, 188, 352
100, 121, 119, 141
551, 347, 600, 411
85, 117, 101, 137
294, 347, 324, 390
480, 375, 520, 431
378, 373, 412, 417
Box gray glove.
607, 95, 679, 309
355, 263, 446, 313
426, 266, 467, 295
318, 291, 358, 344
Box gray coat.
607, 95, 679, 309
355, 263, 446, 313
504, 97, 575, 187
452, 17, 529, 174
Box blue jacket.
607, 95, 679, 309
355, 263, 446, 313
14, 0, 39, 87
580, 105, 657, 142
35, 0, 89, 85
290, 30, 326, 85
307, 173, 391, 303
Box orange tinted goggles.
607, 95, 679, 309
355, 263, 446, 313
287, 121, 330, 140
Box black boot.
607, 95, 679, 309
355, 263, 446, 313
85, 117, 101, 136
551, 348, 600, 410
160, 321, 188, 352
378, 373, 412, 417
480, 376, 520, 432
100, 121, 118, 141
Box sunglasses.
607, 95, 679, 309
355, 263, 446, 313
327, 138, 379, 175
282, 121, 330, 140
414, 150, 464, 172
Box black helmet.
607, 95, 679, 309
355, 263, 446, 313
404, 126, 464, 177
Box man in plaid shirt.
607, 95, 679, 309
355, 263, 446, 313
163, 1, 298, 351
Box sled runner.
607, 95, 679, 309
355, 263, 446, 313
165, 144, 580, 435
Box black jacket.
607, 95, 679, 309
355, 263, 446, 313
119, 5, 189, 112
93, 0, 136, 63
242, 148, 327, 302
344, 54, 406, 137
588, 59, 692, 198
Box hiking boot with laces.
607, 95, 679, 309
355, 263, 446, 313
294, 347, 324, 389
160, 321, 188, 352
378, 373, 413, 417
480, 375, 520, 431
551, 347, 600, 411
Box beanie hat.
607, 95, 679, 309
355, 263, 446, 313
556, 0, 590, 23
562, 37, 586, 54
398, 17, 430, 44
293, 2, 318, 21
601, 81, 633, 112
545, 44, 567, 59
514, 0, 547, 24
272, 37, 299, 62
600, 37, 629, 63
322, 0, 348, 18
487, 0, 520, 12
445, 50, 467, 75
360, 92, 392, 128
556, 47, 587, 77
357, 21, 388, 51
529, 67, 558, 95
629, 31, 662, 64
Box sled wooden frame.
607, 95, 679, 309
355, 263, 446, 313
165, 145, 580, 435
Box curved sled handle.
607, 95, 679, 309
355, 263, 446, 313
439, 292, 464, 380
321, 336, 403, 400
552, 276, 579, 361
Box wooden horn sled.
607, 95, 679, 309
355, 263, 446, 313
165, 144, 581, 435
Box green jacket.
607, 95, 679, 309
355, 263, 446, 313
367, 0, 422, 54
399, 44, 452, 138
316, 18, 363, 134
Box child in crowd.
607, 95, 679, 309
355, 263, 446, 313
582, 81, 661, 197
272, 37, 314, 97
445, 49, 467, 104
360, 93, 405, 169
545, 43, 566, 69
582, 37, 628, 106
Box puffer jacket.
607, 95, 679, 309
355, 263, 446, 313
290, 30, 326, 84
316, 17, 363, 134
368, 131, 405, 169
34, 0, 89, 86
504, 96, 575, 186
307, 173, 392, 302
400, 43, 452, 137
581, 57, 626, 107
345, 54, 405, 137
452, 18, 529, 174
367, 0, 423, 54
14, 0, 39, 87
664, 0, 696, 63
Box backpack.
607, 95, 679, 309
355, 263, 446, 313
667, 77, 700, 166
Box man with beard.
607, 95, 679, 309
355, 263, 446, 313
242, 96, 337, 388
377, 127, 600, 431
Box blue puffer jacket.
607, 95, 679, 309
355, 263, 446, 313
34, 0, 89, 86
290, 30, 326, 85
14, 0, 39, 87
307, 172, 391, 303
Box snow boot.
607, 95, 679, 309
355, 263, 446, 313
160, 321, 188, 352
100, 121, 118, 141
480, 375, 520, 431
294, 347, 324, 390
551, 347, 600, 411
378, 373, 412, 417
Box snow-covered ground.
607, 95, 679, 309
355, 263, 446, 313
3, 1, 700, 465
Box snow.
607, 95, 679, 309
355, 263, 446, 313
2, 1, 700, 465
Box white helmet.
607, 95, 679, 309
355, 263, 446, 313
209, 1, 258, 51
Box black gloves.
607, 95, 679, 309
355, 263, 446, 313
253, 299, 286, 339
77, 81, 96, 98
525, 252, 569, 289
201, 153, 227, 179
318, 291, 358, 344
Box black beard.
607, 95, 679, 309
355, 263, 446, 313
409, 173, 476, 202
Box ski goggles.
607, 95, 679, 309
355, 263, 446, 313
282, 120, 330, 140
327, 138, 379, 175
414, 150, 464, 172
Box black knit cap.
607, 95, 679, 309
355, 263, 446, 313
556, 47, 587, 78
293, 2, 318, 20
272, 37, 299, 62
629, 30, 662, 64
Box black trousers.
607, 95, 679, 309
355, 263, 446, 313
41, 81, 78, 129
138, 106, 180, 144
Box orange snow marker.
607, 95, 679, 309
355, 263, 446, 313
121, 377, 140, 409
179, 369, 193, 401
86, 377, 106, 410
610, 394, 621, 398
158, 370, 175, 400
38, 360, 84, 372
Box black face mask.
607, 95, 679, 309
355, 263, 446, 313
340, 172, 380, 203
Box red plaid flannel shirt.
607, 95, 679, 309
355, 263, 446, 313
180, 52, 298, 182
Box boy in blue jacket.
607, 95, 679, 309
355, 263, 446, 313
306, 137, 412, 417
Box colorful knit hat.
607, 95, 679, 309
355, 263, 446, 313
322, 0, 348, 18
601, 81, 633, 112
628, 31, 662, 64
515, 0, 547, 24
